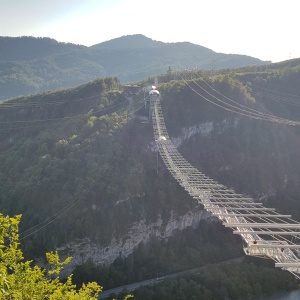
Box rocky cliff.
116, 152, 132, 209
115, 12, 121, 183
57, 209, 210, 276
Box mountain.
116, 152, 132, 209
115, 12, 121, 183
91, 34, 164, 49
0, 34, 268, 100
0, 36, 85, 62
1, 59, 300, 296
1, 58, 300, 248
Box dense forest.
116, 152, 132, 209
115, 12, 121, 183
133, 259, 298, 300
0, 35, 266, 99
1, 57, 300, 298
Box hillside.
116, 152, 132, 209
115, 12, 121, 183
0, 34, 267, 100
91, 34, 165, 49
1, 59, 300, 297
0, 36, 85, 62
1, 58, 300, 236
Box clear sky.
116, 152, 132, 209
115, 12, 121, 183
1, 0, 299, 63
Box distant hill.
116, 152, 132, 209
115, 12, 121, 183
91, 34, 164, 49
0, 34, 268, 99
0, 36, 85, 62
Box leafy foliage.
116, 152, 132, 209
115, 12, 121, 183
0, 213, 102, 299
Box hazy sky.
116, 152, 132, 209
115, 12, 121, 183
1, 0, 299, 63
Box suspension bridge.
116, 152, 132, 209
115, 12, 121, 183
149, 86, 300, 279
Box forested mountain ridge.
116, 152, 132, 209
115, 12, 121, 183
90, 34, 165, 49
1, 59, 300, 298
0, 34, 267, 100
0, 36, 85, 62
1, 58, 300, 244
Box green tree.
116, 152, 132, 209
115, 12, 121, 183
0, 213, 102, 299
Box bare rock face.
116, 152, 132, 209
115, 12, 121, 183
58, 208, 210, 276
172, 121, 215, 147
